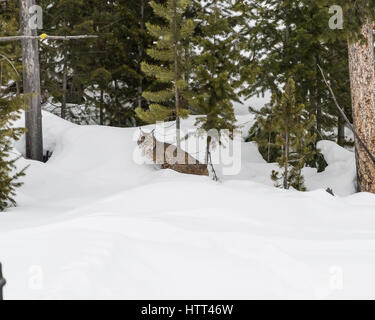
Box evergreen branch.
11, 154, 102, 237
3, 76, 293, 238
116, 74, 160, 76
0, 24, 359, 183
136, 103, 172, 123
141, 62, 174, 83
143, 89, 174, 103
146, 48, 174, 62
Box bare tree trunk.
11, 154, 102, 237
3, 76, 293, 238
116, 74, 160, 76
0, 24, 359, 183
206, 135, 218, 181
0, 263, 5, 300
310, 56, 321, 137
348, 21, 375, 193
267, 133, 271, 162
172, 0, 181, 149
337, 114, 345, 146
100, 89, 104, 125
20, 0, 43, 161
62, 46, 67, 119
137, 0, 145, 110
283, 129, 289, 190
314, 58, 323, 138
206, 135, 211, 165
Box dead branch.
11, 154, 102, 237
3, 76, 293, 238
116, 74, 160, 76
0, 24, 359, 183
0, 35, 98, 42
318, 64, 375, 167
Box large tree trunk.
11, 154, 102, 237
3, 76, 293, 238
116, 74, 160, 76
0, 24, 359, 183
348, 21, 375, 193
19, 0, 43, 161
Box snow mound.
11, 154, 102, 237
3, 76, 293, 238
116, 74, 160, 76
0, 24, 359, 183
318, 140, 354, 165
304, 141, 356, 196
13, 111, 75, 156
1, 111, 375, 300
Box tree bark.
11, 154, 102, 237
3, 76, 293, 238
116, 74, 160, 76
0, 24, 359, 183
284, 129, 289, 190
348, 21, 375, 193
100, 89, 104, 125
206, 135, 211, 165
137, 0, 145, 110
0, 263, 5, 300
310, 56, 321, 138
337, 114, 345, 146
172, 0, 181, 149
62, 46, 67, 120
20, 0, 43, 161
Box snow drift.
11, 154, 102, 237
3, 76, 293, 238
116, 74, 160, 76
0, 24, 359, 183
0, 111, 374, 299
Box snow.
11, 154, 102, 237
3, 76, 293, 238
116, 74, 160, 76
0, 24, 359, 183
1, 108, 375, 300
303, 141, 357, 196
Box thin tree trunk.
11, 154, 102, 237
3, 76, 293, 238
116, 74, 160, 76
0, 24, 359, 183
267, 133, 271, 162
316, 95, 322, 136
337, 114, 345, 146
100, 89, 104, 125
172, 0, 181, 149
206, 135, 211, 165
138, 0, 145, 110
314, 57, 322, 137
284, 129, 289, 190
20, 0, 43, 161
113, 80, 119, 127
62, 46, 67, 119
0, 263, 5, 300
348, 21, 375, 193
310, 56, 320, 137
206, 135, 218, 181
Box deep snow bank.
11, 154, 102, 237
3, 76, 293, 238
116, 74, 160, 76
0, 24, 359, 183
1, 111, 374, 299
13, 111, 75, 157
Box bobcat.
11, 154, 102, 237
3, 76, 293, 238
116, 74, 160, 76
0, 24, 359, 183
137, 129, 209, 176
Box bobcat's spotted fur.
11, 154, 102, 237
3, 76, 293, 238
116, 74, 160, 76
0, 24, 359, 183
137, 130, 208, 176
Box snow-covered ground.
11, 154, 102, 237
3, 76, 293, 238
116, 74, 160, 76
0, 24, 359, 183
1, 107, 375, 300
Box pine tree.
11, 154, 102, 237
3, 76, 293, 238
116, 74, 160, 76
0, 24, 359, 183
237, 0, 351, 149
0, 96, 27, 211
41, 0, 155, 127
189, 0, 238, 179
248, 105, 280, 163
0, 0, 21, 95
0, 57, 26, 211
136, 0, 195, 148
0, 3, 26, 211
41, 0, 96, 122
269, 78, 316, 191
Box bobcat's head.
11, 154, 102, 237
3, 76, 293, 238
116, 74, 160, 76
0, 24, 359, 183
137, 129, 155, 148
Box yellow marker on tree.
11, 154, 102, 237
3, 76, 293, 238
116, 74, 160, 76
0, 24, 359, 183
40, 33, 48, 40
